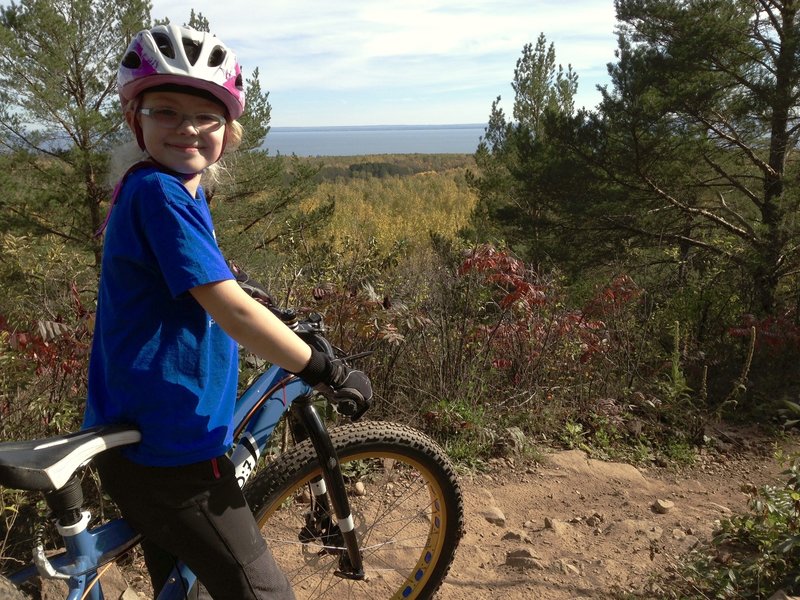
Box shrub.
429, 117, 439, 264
654, 453, 800, 599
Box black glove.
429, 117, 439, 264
228, 260, 274, 306
325, 360, 373, 420
295, 348, 373, 420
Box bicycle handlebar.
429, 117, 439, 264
229, 260, 371, 419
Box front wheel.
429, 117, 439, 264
244, 421, 464, 600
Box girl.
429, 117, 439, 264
84, 24, 372, 600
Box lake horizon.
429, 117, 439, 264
262, 123, 487, 157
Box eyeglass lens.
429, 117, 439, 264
140, 108, 225, 131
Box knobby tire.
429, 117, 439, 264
244, 421, 464, 600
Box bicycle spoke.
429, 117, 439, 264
247, 422, 463, 599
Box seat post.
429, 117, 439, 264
44, 475, 84, 527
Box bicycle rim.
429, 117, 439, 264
249, 423, 462, 599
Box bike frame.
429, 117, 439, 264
8, 360, 362, 599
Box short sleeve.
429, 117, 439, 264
140, 174, 232, 297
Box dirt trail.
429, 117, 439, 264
32, 429, 795, 600
438, 429, 796, 599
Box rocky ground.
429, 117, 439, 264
31, 427, 798, 600
438, 428, 798, 599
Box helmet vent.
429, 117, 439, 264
152, 32, 175, 59
183, 37, 201, 65
235, 73, 243, 90
121, 51, 141, 69
208, 46, 226, 68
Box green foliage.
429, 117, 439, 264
511, 33, 577, 132
212, 153, 325, 276
184, 9, 209, 31
782, 401, 800, 429
654, 454, 800, 598
0, 233, 95, 440
467, 3, 800, 418
308, 154, 474, 182
301, 171, 476, 251
600, 0, 800, 316
238, 67, 272, 152
468, 34, 599, 271
560, 421, 589, 451
0, 0, 151, 263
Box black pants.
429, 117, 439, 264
94, 450, 294, 600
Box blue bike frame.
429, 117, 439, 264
8, 364, 313, 600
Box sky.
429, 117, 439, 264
146, 0, 620, 127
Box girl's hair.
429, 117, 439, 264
108, 100, 244, 187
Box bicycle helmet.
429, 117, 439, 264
118, 24, 245, 120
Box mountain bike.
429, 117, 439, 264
0, 302, 464, 599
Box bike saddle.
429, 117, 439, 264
0, 426, 141, 492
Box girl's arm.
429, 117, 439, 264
191, 278, 373, 416
190, 279, 312, 372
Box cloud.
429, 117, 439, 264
148, 0, 619, 126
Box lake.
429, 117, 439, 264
262, 124, 486, 157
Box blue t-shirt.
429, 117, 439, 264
84, 166, 239, 466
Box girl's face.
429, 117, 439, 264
128, 90, 227, 183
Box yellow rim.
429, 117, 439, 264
259, 450, 449, 600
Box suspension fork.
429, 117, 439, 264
290, 398, 365, 579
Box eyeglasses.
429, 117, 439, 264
138, 107, 226, 132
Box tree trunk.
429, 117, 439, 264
754, 0, 798, 315
84, 162, 103, 268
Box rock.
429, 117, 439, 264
40, 578, 69, 600
97, 564, 130, 599
768, 591, 800, 600
741, 482, 759, 495
543, 517, 569, 535
481, 505, 507, 526
585, 513, 604, 527
506, 549, 544, 570
41, 564, 130, 600
681, 535, 700, 551
562, 562, 581, 576
569, 516, 584, 524
708, 502, 732, 514
652, 498, 675, 514
353, 481, 367, 496
494, 426, 527, 454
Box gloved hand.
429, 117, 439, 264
228, 260, 274, 306
295, 348, 373, 420
323, 359, 373, 420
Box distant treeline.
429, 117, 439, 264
301, 154, 476, 182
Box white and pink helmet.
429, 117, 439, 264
118, 24, 245, 120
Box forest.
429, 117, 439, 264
2, 1, 800, 596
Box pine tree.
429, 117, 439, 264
596, 0, 800, 315
0, 0, 150, 264
468, 34, 581, 268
